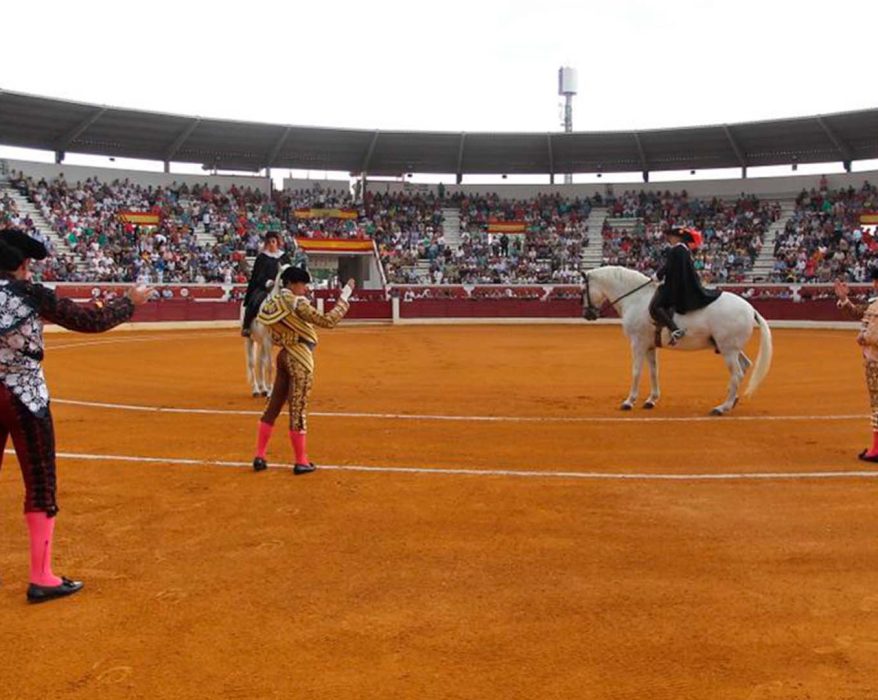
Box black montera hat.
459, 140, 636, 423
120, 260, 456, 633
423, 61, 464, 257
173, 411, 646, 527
0, 229, 48, 261
0, 239, 25, 272
281, 265, 311, 285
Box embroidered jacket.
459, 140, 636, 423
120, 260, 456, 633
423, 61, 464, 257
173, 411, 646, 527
857, 299, 878, 362
257, 289, 349, 373
0, 278, 135, 416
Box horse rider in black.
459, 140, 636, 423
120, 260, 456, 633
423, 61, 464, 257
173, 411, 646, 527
242, 231, 291, 337
649, 226, 721, 345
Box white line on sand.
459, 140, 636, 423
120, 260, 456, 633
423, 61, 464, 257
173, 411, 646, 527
50, 397, 866, 424
23, 450, 878, 481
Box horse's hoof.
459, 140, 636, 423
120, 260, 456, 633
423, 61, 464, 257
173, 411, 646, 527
620, 402, 633, 411
710, 407, 725, 416
261, 391, 269, 397
252, 391, 260, 398
643, 401, 656, 410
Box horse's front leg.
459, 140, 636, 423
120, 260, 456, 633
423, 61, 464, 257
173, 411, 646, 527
244, 338, 259, 397
259, 340, 273, 396
622, 344, 646, 411
643, 346, 660, 409
711, 350, 744, 415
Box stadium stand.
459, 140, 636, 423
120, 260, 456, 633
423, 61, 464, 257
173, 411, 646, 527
601, 191, 781, 283
770, 180, 878, 282
4, 160, 878, 291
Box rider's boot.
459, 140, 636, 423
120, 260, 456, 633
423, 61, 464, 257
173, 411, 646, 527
669, 328, 686, 345
653, 307, 685, 346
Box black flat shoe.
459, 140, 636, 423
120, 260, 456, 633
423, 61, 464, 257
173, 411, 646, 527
293, 462, 316, 475
253, 457, 267, 472
858, 450, 878, 463
27, 577, 84, 604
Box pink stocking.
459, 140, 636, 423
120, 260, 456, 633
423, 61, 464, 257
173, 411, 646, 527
290, 430, 309, 465
25, 512, 62, 587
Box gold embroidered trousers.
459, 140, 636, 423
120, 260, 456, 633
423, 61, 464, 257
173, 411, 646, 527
261, 349, 314, 432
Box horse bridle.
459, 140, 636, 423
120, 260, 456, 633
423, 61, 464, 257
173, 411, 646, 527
582, 273, 654, 321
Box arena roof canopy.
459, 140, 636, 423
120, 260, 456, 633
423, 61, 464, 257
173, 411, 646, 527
1, 89, 877, 181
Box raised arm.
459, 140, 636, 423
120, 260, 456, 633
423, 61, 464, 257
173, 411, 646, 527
835, 279, 867, 321
293, 297, 350, 329
26, 283, 148, 333
287, 279, 355, 329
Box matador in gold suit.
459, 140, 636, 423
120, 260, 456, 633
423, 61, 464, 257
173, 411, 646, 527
251, 265, 353, 474
836, 269, 878, 462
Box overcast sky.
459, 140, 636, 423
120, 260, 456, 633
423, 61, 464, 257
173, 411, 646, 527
2, 0, 877, 181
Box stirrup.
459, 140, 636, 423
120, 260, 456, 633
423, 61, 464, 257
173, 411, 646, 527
669, 329, 686, 346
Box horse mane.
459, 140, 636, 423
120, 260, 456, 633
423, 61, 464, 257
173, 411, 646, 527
589, 265, 651, 286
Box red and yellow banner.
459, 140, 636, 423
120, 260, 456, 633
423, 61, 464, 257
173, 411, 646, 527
118, 211, 161, 226
295, 238, 373, 253
293, 208, 358, 220
861, 212, 878, 225
487, 221, 527, 233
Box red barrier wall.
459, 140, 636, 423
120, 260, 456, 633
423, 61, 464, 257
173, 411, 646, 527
130, 300, 241, 322
400, 299, 582, 318
325, 300, 393, 319
46, 284, 860, 324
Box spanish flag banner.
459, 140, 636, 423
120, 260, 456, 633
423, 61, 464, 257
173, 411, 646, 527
487, 221, 527, 233
295, 238, 374, 253
861, 212, 878, 225
293, 208, 358, 220
118, 211, 161, 226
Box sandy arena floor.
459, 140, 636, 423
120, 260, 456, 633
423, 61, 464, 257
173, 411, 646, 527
2, 323, 878, 700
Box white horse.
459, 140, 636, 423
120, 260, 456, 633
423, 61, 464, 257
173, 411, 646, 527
242, 304, 273, 397
582, 266, 772, 415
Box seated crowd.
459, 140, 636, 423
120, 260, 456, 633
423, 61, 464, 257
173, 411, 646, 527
10, 169, 878, 290
8, 173, 445, 285
602, 191, 779, 283
0, 188, 76, 281
10, 172, 264, 284
381, 193, 590, 285
771, 180, 878, 282
363, 190, 447, 282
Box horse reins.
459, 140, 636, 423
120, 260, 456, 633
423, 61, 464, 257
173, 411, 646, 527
583, 274, 654, 320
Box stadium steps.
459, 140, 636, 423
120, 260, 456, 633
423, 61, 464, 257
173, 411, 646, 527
193, 223, 219, 249
0, 184, 89, 273
580, 206, 608, 270
747, 198, 798, 282
441, 207, 462, 251
591, 214, 642, 269
414, 260, 432, 283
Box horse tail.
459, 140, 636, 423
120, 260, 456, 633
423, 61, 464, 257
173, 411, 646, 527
744, 310, 772, 399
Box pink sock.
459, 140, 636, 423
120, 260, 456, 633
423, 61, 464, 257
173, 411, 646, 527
290, 430, 309, 465
868, 431, 878, 457
255, 421, 274, 458
25, 512, 62, 587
